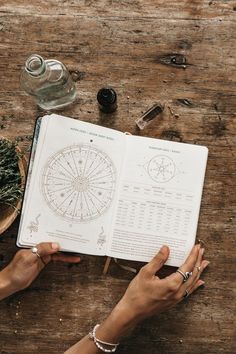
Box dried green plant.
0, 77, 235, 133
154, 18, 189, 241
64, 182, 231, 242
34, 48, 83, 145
0, 138, 23, 208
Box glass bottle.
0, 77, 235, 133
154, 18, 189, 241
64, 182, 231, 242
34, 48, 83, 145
20, 54, 77, 110
97, 87, 117, 113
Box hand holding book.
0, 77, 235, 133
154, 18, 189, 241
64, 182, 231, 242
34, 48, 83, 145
0, 242, 209, 353
0, 242, 81, 300
65, 243, 209, 353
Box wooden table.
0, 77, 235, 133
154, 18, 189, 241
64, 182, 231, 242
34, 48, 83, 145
0, 1, 235, 353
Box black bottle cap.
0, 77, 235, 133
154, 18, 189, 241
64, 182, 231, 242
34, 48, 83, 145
97, 87, 117, 113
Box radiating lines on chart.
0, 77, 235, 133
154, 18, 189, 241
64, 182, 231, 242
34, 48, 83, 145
147, 155, 176, 183
41, 145, 116, 222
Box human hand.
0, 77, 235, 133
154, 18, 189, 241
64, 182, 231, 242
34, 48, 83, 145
64, 244, 209, 354
0, 242, 80, 300
117, 244, 208, 323
96, 244, 209, 342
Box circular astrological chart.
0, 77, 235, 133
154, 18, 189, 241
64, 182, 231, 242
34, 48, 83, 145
41, 145, 116, 222
147, 155, 176, 183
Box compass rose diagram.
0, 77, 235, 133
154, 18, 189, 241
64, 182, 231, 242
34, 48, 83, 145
147, 155, 176, 183
41, 145, 116, 222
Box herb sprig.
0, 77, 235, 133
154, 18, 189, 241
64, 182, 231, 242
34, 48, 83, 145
0, 138, 23, 208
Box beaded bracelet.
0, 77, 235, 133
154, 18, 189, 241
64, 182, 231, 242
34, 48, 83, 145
89, 324, 119, 353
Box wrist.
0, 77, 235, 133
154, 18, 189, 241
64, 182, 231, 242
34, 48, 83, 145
96, 299, 139, 343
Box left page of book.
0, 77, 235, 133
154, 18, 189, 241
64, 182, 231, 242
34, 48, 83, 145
17, 114, 126, 256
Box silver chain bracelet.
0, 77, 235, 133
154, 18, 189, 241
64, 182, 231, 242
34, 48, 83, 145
89, 324, 119, 353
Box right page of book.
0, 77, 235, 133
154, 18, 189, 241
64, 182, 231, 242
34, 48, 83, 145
107, 135, 208, 267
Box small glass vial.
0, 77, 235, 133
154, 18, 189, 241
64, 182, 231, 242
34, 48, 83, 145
20, 54, 77, 110
97, 87, 117, 113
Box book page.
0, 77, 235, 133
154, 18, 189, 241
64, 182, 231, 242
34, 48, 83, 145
18, 114, 126, 256
108, 135, 208, 267
18, 117, 48, 238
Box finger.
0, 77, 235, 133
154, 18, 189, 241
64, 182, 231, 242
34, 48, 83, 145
29, 243, 60, 266
51, 254, 81, 263
145, 245, 170, 275
35, 242, 60, 257
167, 244, 201, 285
188, 279, 205, 295
187, 260, 210, 291
180, 243, 201, 273
187, 257, 210, 290
178, 260, 209, 298
196, 247, 205, 269
179, 280, 205, 301
181, 247, 205, 288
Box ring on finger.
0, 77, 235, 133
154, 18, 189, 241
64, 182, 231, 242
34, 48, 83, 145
183, 289, 189, 298
31, 246, 46, 265
176, 269, 193, 282
31, 246, 41, 259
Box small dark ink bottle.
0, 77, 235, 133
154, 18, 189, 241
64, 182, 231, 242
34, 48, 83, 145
97, 87, 117, 113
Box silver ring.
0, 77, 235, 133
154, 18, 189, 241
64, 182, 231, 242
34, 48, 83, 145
196, 266, 201, 272
31, 246, 41, 259
183, 290, 189, 298
176, 269, 192, 282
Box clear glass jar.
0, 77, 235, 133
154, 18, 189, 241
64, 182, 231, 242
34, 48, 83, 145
20, 54, 77, 110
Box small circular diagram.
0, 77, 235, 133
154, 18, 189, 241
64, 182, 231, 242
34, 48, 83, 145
41, 145, 116, 222
147, 155, 176, 183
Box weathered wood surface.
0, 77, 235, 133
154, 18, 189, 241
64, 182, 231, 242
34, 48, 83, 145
0, 1, 235, 353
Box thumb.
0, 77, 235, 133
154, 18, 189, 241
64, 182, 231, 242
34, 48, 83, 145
35, 242, 60, 257
146, 245, 170, 274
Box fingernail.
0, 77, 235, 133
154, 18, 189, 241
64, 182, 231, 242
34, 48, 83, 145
161, 245, 168, 253
201, 248, 205, 255
199, 281, 205, 287
52, 242, 60, 250
198, 239, 206, 247
203, 261, 210, 268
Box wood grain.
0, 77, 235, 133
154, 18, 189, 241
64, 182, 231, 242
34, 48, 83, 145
0, 1, 235, 353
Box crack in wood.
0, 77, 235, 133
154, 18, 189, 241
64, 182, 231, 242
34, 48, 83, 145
211, 120, 226, 137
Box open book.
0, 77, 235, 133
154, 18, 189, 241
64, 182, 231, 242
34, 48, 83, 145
17, 114, 208, 267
